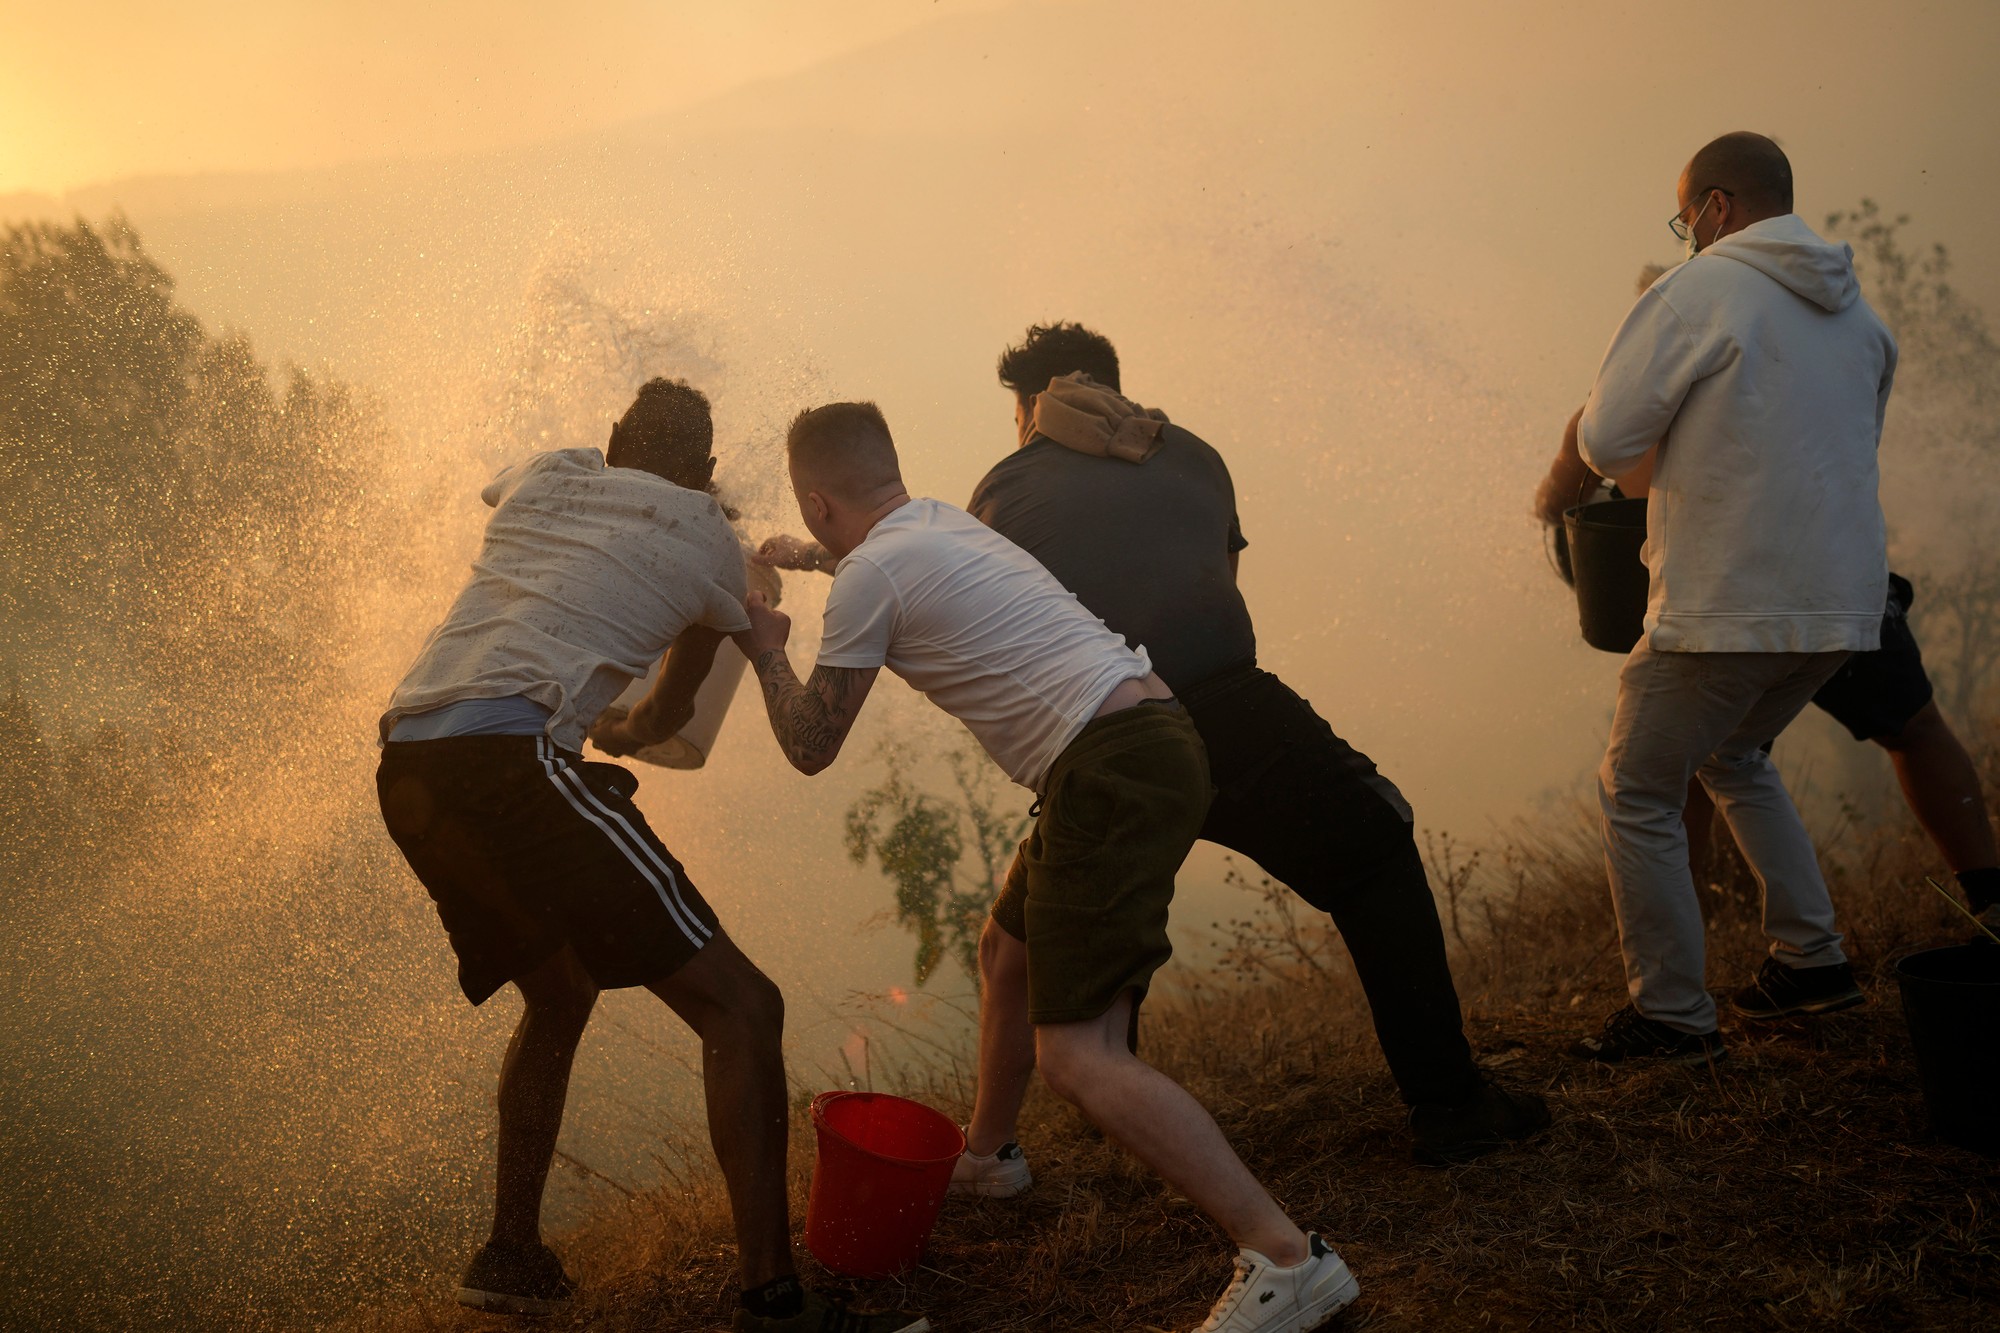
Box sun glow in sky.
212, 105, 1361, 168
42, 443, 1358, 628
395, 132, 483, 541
0, 0, 1006, 195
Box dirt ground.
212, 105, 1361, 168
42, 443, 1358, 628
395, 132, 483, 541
350, 814, 2000, 1333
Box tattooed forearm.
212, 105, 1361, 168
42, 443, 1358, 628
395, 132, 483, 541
752, 650, 872, 773
778, 673, 852, 764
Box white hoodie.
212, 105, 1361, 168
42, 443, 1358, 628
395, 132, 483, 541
1579, 213, 1897, 654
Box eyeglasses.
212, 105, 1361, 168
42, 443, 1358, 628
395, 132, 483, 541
1669, 187, 1733, 242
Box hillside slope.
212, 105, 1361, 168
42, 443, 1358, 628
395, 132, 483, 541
346, 820, 2000, 1332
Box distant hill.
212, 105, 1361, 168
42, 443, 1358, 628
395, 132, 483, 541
0, 191, 63, 221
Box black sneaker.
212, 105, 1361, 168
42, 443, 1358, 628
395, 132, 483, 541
1569, 1005, 1726, 1066
1728, 958, 1864, 1020
456, 1239, 576, 1316
732, 1290, 930, 1332
1409, 1077, 1553, 1165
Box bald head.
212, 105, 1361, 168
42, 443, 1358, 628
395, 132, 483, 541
1681, 131, 1793, 220
786, 401, 905, 505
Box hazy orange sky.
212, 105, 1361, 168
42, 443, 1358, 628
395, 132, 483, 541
0, 0, 1008, 194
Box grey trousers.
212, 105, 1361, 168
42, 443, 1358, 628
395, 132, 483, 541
1597, 642, 1852, 1033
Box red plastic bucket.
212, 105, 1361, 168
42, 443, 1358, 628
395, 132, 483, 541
804, 1091, 965, 1278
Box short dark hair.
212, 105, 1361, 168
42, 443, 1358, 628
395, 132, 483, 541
1685, 131, 1793, 216
607, 378, 714, 487
785, 401, 903, 503
997, 322, 1120, 401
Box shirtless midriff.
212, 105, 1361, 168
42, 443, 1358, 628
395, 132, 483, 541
1093, 671, 1176, 718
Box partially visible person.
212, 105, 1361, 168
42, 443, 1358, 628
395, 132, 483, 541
375, 379, 926, 1333
1537, 275, 2000, 953
741, 401, 1359, 1333
1558, 132, 1898, 1064
1683, 575, 2000, 960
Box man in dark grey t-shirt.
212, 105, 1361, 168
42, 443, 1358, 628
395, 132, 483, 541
967, 421, 1256, 689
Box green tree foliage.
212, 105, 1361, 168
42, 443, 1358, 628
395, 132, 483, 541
1827, 199, 2000, 398
0, 216, 390, 873
1826, 201, 2000, 715
845, 746, 1029, 986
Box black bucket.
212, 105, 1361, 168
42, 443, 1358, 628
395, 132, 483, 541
1563, 498, 1650, 653
1895, 944, 2000, 1155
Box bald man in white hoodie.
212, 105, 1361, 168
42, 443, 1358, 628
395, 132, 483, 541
1566, 132, 1898, 1065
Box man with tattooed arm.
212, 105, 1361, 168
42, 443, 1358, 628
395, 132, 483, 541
737, 401, 1360, 1333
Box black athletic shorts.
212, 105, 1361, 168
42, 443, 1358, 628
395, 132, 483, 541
1810, 573, 1934, 742
376, 734, 719, 1004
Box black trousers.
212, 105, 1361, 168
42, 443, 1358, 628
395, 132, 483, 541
1184, 666, 1480, 1106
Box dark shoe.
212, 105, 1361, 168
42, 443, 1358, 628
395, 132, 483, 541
456, 1239, 576, 1316
732, 1290, 930, 1333
1729, 958, 1865, 1020
1569, 1005, 1726, 1066
1410, 1077, 1552, 1165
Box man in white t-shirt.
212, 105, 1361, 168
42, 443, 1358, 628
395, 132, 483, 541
735, 401, 1358, 1333
376, 380, 925, 1333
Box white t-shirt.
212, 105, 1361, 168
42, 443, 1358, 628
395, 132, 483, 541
816, 498, 1151, 790
380, 448, 752, 752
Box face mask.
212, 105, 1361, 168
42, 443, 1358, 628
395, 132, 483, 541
1682, 191, 1718, 261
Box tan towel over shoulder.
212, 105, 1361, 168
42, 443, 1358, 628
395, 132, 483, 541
1029, 372, 1170, 463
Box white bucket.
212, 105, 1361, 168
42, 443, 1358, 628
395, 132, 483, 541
602, 553, 780, 770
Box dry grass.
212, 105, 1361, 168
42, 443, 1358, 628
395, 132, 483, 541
348, 803, 2000, 1333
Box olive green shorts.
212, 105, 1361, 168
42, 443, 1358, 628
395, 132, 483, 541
990, 700, 1212, 1025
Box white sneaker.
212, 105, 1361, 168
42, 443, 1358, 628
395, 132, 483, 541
1194, 1233, 1359, 1333
947, 1137, 1032, 1198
